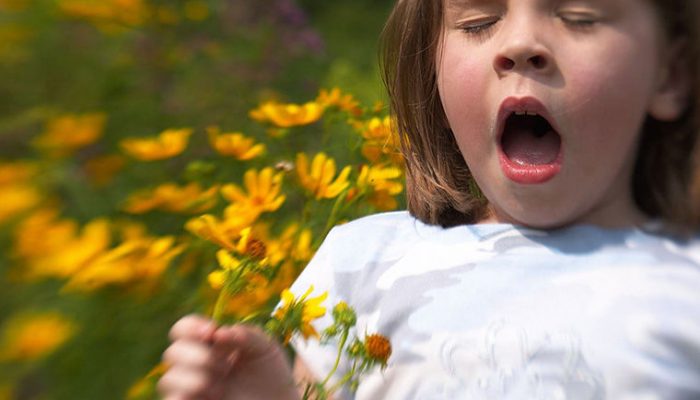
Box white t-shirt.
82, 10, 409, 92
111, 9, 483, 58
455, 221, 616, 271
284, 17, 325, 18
290, 211, 700, 399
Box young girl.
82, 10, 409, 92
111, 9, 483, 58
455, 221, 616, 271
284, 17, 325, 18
158, 0, 700, 398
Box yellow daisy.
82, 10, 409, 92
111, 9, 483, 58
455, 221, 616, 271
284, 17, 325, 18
296, 152, 352, 200
220, 167, 286, 215
120, 128, 192, 161
207, 126, 266, 160
249, 101, 325, 128
273, 286, 327, 343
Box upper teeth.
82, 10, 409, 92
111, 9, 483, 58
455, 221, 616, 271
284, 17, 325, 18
515, 111, 538, 116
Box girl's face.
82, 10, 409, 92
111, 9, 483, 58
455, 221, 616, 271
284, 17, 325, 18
437, 0, 684, 228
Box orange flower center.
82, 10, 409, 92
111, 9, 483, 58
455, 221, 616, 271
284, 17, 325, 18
364, 334, 391, 363
245, 238, 267, 259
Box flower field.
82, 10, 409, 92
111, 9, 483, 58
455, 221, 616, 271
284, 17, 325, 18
0, 0, 397, 398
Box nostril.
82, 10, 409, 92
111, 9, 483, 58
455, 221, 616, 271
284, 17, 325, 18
496, 57, 516, 71
529, 55, 547, 69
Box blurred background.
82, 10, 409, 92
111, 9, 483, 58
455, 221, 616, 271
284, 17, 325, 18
0, 0, 398, 398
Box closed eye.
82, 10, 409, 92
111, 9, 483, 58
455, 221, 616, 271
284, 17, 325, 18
558, 11, 599, 29
458, 17, 500, 37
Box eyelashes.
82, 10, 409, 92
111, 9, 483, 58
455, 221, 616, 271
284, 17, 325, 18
456, 11, 600, 39
458, 18, 500, 40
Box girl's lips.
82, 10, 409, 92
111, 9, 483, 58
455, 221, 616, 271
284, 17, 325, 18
496, 96, 563, 184
499, 152, 562, 184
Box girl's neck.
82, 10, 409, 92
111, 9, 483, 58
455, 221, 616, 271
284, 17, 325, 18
479, 203, 651, 230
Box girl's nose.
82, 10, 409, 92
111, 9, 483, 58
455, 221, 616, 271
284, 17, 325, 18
493, 25, 554, 76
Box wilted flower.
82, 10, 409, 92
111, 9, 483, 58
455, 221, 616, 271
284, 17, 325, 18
296, 152, 351, 200
120, 128, 192, 161
364, 333, 392, 367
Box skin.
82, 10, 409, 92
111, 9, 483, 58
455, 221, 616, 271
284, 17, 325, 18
438, 0, 688, 228
159, 1, 690, 398
158, 315, 311, 400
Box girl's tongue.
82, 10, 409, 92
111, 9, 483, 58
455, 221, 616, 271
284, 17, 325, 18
501, 114, 561, 165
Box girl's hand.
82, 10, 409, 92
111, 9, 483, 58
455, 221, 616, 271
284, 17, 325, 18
158, 314, 300, 400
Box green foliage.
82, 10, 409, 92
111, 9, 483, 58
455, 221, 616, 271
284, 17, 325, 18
0, 0, 397, 398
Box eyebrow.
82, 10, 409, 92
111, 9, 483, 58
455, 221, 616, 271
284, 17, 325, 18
445, 0, 491, 10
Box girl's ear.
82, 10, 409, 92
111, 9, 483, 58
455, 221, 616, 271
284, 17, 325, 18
649, 39, 691, 121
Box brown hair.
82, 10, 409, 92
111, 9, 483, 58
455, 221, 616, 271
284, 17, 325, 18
380, 0, 700, 231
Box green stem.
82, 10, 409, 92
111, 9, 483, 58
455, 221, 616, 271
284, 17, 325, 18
211, 259, 252, 323
327, 358, 359, 395
211, 282, 229, 323
317, 187, 352, 247
320, 328, 349, 387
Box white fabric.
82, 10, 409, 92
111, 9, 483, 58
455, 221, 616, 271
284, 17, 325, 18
290, 211, 700, 399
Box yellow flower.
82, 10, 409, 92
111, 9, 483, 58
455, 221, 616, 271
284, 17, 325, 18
353, 164, 403, 210
249, 101, 325, 128
34, 113, 106, 156
14, 214, 111, 280
273, 286, 328, 343
65, 235, 185, 291
232, 227, 267, 261
0, 312, 76, 362
0, 162, 41, 223
296, 152, 352, 200
185, 214, 237, 250
123, 183, 219, 214
207, 127, 266, 160
220, 167, 286, 216
359, 116, 403, 165
316, 87, 362, 117
0, 183, 40, 224
207, 249, 242, 289
120, 128, 192, 161
222, 203, 262, 232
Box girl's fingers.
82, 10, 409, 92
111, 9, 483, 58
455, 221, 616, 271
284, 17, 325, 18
169, 314, 216, 342
213, 324, 275, 359
162, 340, 232, 374
157, 365, 212, 398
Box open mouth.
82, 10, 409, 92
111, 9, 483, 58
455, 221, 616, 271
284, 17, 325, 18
496, 97, 563, 184
501, 112, 561, 166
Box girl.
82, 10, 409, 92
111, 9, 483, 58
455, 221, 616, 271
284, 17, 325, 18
158, 0, 700, 398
